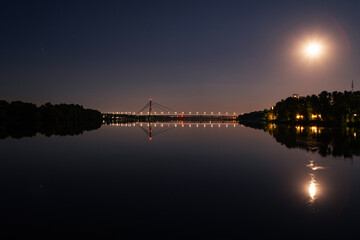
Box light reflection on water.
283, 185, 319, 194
107, 121, 357, 212
0, 121, 360, 237
105, 121, 239, 141
309, 180, 316, 199
306, 159, 326, 205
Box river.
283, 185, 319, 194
0, 121, 359, 238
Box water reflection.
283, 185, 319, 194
262, 124, 360, 158
309, 175, 317, 203
104, 120, 238, 140
240, 122, 360, 209
306, 159, 324, 205
2, 118, 360, 236
0, 121, 102, 139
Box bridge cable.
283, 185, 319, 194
151, 104, 171, 113
137, 102, 150, 114
152, 102, 176, 112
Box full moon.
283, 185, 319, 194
305, 42, 322, 57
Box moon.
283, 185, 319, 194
305, 42, 322, 58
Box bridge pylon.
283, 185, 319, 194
149, 98, 152, 117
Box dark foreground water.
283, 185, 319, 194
1, 122, 360, 238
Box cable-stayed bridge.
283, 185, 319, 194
103, 99, 238, 121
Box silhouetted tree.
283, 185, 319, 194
267, 91, 360, 125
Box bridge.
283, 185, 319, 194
103, 99, 238, 121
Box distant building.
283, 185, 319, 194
292, 94, 299, 99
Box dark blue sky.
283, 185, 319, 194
1, 0, 360, 113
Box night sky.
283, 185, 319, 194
1, 0, 360, 113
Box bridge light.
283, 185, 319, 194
211, 112, 213, 115
168, 112, 170, 114
218, 112, 220, 115
189, 112, 191, 114
161, 112, 163, 114
175, 112, 177, 114
140, 112, 143, 115
204, 112, 206, 114
196, 112, 198, 114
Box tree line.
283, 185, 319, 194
0, 100, 102, 138
238, 91, 360, 125
268, 91, 360, 124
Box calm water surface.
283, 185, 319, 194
1, 122, 360, 238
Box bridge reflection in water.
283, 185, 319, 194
104, 121, 238, 140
